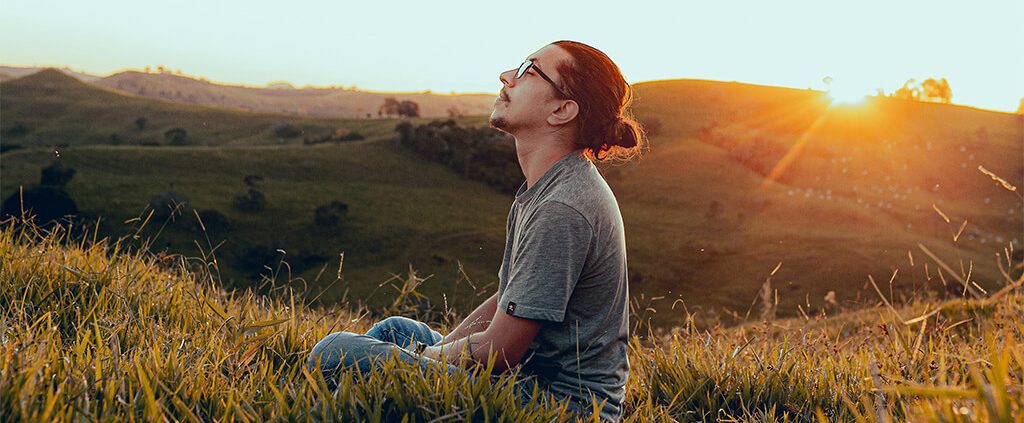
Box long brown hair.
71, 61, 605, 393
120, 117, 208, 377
553, 40, 646, 162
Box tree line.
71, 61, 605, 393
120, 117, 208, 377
394, 120, 524, 194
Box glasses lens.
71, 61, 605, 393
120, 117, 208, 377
515, 60, 532, 79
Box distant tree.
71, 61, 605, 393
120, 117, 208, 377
239, 244, 280, 275
40, 162, 76, 187
314, 201, 349, 228
398, 100, 420, 118
272, 122, 302, 139
395, 121, 414, 142
920, 78, 952, 103
1018, 98, 1024, 114
193, 209, 233, 234
164, 127, 188, 145
148, 191, 191, 221
379, 98, 401, 117
891, 78, 952, 104
233, 188, 266, 212
892, 79, 920, 101
1, 186, 77, 224
109, 133, 123, 145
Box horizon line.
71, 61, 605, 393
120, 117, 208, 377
3, 63, 1020, 114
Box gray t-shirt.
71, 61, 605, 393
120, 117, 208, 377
497, 149, 630, 421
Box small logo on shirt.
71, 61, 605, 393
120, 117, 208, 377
506, 302, 517, 315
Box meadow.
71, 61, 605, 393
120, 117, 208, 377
1, 214, 1021, 421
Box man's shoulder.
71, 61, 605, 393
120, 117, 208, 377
534, 165, 617, 222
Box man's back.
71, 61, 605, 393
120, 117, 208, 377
497, 149, 630, 421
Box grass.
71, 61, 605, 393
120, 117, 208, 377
1, 211, 1021, 421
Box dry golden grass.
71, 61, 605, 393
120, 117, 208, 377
1, 212, 1021, 422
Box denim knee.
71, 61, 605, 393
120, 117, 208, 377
366, 316, 425, 346
366, 316, 404, 339
307, 331, 350, 376
308, 331, 396, 379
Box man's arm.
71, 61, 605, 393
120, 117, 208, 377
439, 292, 498, 344
424, 300, 541, 373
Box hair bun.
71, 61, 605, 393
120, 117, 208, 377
613, 117, 639, 148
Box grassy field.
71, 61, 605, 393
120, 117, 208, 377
0, 140, 509, 315
1, 217, 1021, 421
2, 69, 1022, 330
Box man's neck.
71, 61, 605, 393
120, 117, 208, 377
513, 132, 576, 190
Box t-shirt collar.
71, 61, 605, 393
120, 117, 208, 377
514, 149, 586, 205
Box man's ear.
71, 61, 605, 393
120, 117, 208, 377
546, 99, 579, 127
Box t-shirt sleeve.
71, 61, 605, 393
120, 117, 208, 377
499, 201, 593, 323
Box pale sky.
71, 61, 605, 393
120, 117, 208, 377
2, 0, 1022, 112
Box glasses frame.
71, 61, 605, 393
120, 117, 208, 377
515, 59, 572, 100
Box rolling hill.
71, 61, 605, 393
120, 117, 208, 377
614, 79, 1023, 325
0, 65, 101, 83
95, 71, 497, 119
2, 69, 1021, 329
1, 65, 497, 119
0, 69, 483, 148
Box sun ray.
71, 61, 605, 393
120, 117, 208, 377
758, 112, 831, 190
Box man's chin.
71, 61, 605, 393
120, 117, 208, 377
488, 114, 512, 134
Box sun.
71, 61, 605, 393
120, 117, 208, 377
822, 77, 870, 106
826, 85, 869, 106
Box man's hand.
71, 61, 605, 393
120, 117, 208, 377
442, 293, 498, 343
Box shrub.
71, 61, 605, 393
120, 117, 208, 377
148, 191, 191, 221
1, 186, 78, 224
238, 243, 280, 275
314, 201, 349, 228
193, 209, 233, 234
40, 162, 77, 187
272, 122, 303, 139
164, 127, 188, 146
233, 188, 266, 212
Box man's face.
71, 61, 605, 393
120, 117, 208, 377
489, 44, 573, 134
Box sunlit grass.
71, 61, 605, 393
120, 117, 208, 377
1, 212, 1021, 421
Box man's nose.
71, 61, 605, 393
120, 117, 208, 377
499, 68, 516, 87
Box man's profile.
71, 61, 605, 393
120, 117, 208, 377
308, 40, 645, 422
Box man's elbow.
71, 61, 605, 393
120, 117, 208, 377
490, 348, 525, 373
480, 336, 529, 372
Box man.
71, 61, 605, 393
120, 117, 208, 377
308, 40, 643, 422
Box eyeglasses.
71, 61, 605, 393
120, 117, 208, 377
515, 59, 571, 99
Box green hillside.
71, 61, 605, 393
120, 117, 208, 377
612, 80, 1023, 326
2, 70, 1021, 330
0, 69, 483, 147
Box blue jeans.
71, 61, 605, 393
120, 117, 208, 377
307, 316, 541, 400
